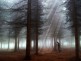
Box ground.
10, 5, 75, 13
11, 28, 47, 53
0, 48, 81, 61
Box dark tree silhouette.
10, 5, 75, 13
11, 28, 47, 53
67, 0, 81, 60
31, 0, 43, 55
25, 0, 31, 60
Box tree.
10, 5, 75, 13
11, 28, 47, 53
25, 0, 31, 60
9, 20, 24, 51
31, 0, 43, 55
67, 0, 81, 60
8, 0, 27, 52
10, 0, 43, 57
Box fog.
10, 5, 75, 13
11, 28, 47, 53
0, 0, 80, 52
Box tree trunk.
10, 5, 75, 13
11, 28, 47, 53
8, 29, 10, 50
33, 38, 36, 53
35, 28, 38, 55
35, 17, 39, 55
72, 0, 80, 60
25, 0, 31, 60
15, 36, 17, 52
74, 27, 79, 59
17, 36, 19, 51
1, 41, 2, 49
54, 36, 57, 51
51, 37, 54, 49
8, 38, 10, 50
35, 0, 39, 55
58, 38, 61, 52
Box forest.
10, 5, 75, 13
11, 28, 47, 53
0, 0, 81, 61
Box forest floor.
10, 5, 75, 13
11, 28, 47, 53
0, 48, 81, 61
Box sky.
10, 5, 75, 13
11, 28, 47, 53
0, 0, 21, 8
4, 0, 17, 3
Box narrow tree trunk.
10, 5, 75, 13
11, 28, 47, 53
35, 0, 39, 55
25, 0, 31, 60
54, 36, 57, 51
1, 41, 2, 49
72, 0, 80, 60
14, 28, 19, 52
35, 19, 39, 55
35, 28, 38, 55
33, 37, 36, 53
59, 38, 61, 52
8, 29, 10, 50
8, 39, 10, 50
75, 27, 79, 60
15, 36, 17, 52
52, 37, 54, 48
17, 36, 19, 51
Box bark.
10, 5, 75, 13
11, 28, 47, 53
58, 38, 61, 52
35, 0, 39, 55
35, 28, 38, 55
8, 29, 10, 50
8, 39, 10, 50
54, 36, 57, 51
15, 36, 17, 52
17, 37, 19, 51
51, 37, 54, 48
25, 0, 31, 60
33, 39, 36, 53
72, 0, 80, 59
75, 27, 79, 59
14, 28, 19, 52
